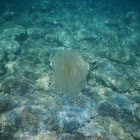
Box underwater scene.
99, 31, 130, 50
0, 0, 140, 139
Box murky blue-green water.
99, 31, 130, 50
0, 0, 140, 139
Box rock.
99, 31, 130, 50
128, 94, 140, 103
87, 78, 97, 87
0, 17, 5, 24
82, 85, 112, 103
9, 105, 48, 135
0, 38, 20, 55
5, 61, 18, 74
111, 94, 133, 117
13, 131, 32, 140
0, 47, 5, 61
0, 96, 18, 114
128, 75, 140, 91
99, 117, 133, 140
78, 123, 117, 140
21, 38, 49, 66
36, 75, 50, 91
56, 105, 91, 132
35, 132, 58, 140
91, 60, 130, 93
77, 29, 99, 42
2, 25, 27, 43
0, 114, 17, 140
104, 74, 130, 93
97, 100, 121, 118
125, 11, 139, 23
0, 64, 5, 76
135, 111, 140, 121
124, 122, 140, 140
27, 27, 44, 39
55, 29, 75, 48
104, 48, 135, 64
2, 76, 35, 95
3, 11, 16, 20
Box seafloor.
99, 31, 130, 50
0, 0, 140, 140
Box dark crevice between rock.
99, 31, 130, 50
14, 31, 28, 46
129, 132, 140, 140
